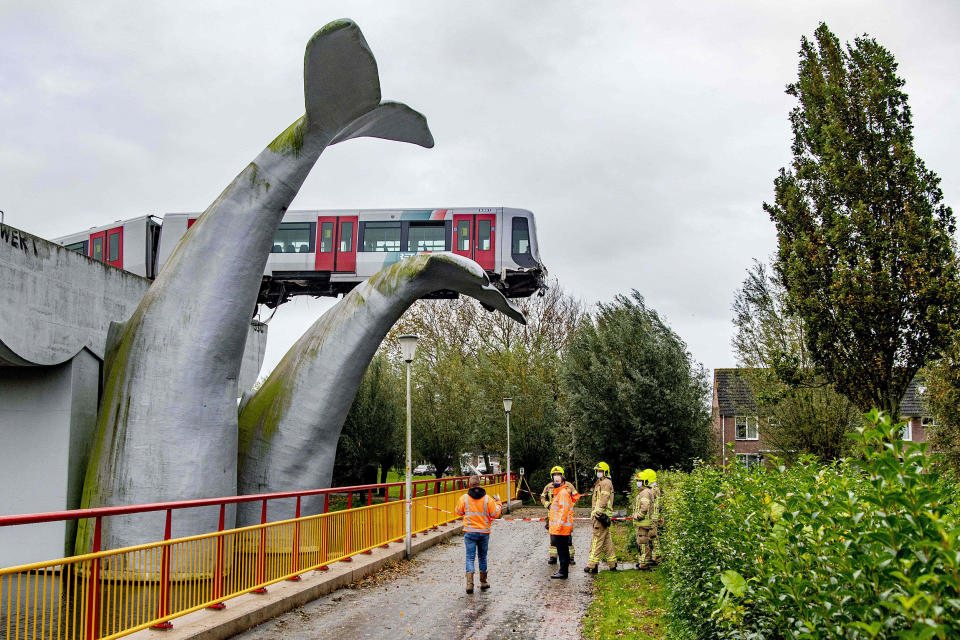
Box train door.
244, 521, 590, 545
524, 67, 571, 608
452, 214, 496, 271
335, 216, 358, 272
316, 216, 337, 271
474, 214, 495, 271
89, 231, 105, 262
105, 226, 123, 269
452, 214, 473, 262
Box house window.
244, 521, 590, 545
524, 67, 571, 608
736, 453, 762, 469
900, 421, 913, 441
921, 416, 938, 428
735, 416, 759, 440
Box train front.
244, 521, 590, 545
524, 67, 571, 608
501, 207, 548, 297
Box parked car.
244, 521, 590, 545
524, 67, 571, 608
413, 464, 431, 475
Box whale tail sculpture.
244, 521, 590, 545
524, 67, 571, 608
237, 253, 525, 524
78, 19, 433, 554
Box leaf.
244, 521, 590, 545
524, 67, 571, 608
720, 570, 747, 597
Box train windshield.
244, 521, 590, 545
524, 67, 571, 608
512, 217, 531, 255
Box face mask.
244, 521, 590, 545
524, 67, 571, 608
597, 471, 604, 479
553, 475, 563, 485
636, 481, 642, 488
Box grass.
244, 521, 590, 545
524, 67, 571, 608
582, 567, 667, 640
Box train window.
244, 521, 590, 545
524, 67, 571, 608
340, 222, 354, 252
273, 222, 315, 253
65, 241, 87, 254
512, 217, 530, 254
320, 222, 334, 253
108, 232, 121, 262
92, 236, 103, 261
407, 222, 445, 252
477, 220, 491, 251
362, 222, 401, 252
456, 220, 470, 251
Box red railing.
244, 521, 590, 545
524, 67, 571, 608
0, 472, 512, 640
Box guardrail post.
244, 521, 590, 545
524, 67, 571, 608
252, 500, 268, 593
288, 497, 302, 581
208, 504, 227, 609
153, 510, 174, 629
85, 516, 102, 640
317, 493, 330, 571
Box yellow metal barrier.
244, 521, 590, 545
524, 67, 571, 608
0, 478, 512, 639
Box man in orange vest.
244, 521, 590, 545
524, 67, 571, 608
455, 474, 503, 594
547, 465, 581, 579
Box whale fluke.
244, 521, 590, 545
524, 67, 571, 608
77, 20, 433, 553
236, 253, 525, 524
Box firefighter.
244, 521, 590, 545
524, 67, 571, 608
541, 466, 577, 565
633, 469, 660, 570
584, 461, 617, 573
455, 474, 503, 594
546, 467, 580, 579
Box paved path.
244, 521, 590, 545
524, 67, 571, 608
234, 508, 601, 640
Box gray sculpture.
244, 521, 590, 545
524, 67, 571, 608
236, 253, 525, 525
78, 19, 433, 550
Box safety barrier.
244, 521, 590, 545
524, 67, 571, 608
0, 474, 514, 640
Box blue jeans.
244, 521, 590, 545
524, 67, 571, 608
464, 532, 490, 572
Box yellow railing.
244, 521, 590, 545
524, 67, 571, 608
0, 478, 512, 640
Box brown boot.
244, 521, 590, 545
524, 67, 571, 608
465, 572, 474, 594
479, 571, 490, 590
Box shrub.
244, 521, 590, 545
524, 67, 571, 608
664, 410, 960, 639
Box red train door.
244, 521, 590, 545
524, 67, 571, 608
89, 231, 105, 262
453, 214, 473, 261
105, 226, 123, 269
474, 214, 495, 271
316, 216, 336, 271
335, 216, 358, 272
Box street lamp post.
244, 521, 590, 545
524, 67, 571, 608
502, 397, 512, 514
399, 334, 419, 559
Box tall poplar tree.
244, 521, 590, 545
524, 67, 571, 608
765, 23, 960, 415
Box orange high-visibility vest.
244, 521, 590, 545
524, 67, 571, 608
456, 493, 502, 534
548, 484, 580, 535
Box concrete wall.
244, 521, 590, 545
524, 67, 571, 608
0, 350, 99, 566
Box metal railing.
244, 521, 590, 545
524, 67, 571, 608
0, 473, 514, 640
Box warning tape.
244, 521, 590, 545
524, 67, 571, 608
424, 505, 634, 522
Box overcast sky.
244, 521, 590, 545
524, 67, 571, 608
2, 1, 959, 379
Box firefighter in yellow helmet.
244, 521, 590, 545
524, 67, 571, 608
584, 461, 617, 573
541, 465, 579, 566
633, 469, 660, 570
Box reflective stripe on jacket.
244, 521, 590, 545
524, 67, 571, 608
548, 484, 580, 535
591, 477, 615, 517
456, 493, 502, 534
633, 486, 654, 526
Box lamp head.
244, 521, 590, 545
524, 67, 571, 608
502, 397, 513, 413
398, 334, 419, 363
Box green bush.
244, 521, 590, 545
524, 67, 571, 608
664, 410, 960, 639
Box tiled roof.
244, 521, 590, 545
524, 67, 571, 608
714, 368, 758, 415
714, 368, 931, 417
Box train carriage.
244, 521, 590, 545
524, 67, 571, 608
52, 207, 546, 306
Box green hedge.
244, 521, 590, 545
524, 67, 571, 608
663, 410, 960, 639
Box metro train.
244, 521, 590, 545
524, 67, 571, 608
51, 207, 547, 307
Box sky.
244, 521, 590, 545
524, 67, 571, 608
2, 1, 959, 379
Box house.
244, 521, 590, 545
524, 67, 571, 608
712, 368, 934, 467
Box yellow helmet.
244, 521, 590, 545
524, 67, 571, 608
593, 461, 611, 474
636, 469, 657, 485
550, 465, 565, 475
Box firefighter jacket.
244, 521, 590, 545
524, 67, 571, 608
633, 486, 656, 527
591, 476, 615, 518
547, 484, 581, 535
455, 487, 502, 534
541, 481, 578, 508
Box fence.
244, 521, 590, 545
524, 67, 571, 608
0, 473, 513, 640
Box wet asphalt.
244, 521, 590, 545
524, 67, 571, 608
233, 507, 605, 640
